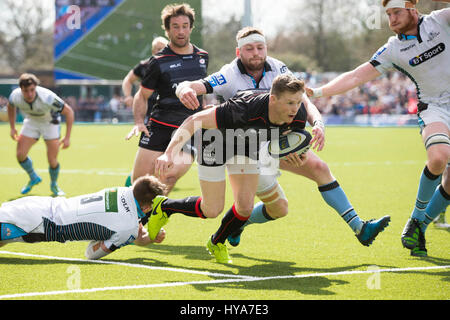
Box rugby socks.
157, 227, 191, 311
319, 180, 364, 234
411, 166, 441, 222
422, 185, 450, 232
49, 163, 60, 186
243, 202, 274, 227
19, 157, 39, 181
212, 204, 249, 244
0, 223, 27, 240
161, 196, 206, 219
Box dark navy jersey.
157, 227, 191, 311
140, 45, 209, 127
197, 90, 307, 165
215, 90, 307, 136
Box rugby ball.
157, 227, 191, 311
268, 129, 312, 160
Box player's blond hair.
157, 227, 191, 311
161, 3, 195, 31
236, 26, 265, 42
382, 0, 419, 7
18, 73, 40, 88
270, 74, 305, 98
132, 175, 167, 208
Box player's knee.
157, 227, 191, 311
266, 199, 289, 219
233, 201, 254, 218
427, 153, 449, 175
201, 202, 224, 218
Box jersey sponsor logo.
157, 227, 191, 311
371, 46, 387, 60
400, 43, 416, 52
169, 62, 182, 69
207, 74, 227, 87
409, 43, 445, 67
105, 188, 118, 213
280, 65, 288, 74
120, 195, 131, 213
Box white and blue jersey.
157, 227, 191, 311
8, 86, 65, 123
370, 9, 450, 106
201, 56, 291, 100
0, 187, 142, 251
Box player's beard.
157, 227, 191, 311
392, 11, 417, 35
171, 36, 190, 49
244, 57, 265, 72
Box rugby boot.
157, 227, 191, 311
401, 218, 421, 249
147, 195, 169, 240
207, 237, 232, 264
356, 215, 391, 246
51, 183, 65, 196
411, 228, 428, 257
20, 176, 42, 194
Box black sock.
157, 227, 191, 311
160, 196, 206, 218
211, 204, 249, 244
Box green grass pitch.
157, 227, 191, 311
0, 124, 448, 300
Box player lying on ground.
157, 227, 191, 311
0, 175, 166, 260
306, 0, 450, 256
151, 74, 390, 263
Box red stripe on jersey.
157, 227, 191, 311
150, 118, 180, 128
140, 84, 155, 91
248, 117, 267, 124
154, 54, 177, 59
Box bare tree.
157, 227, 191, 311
0, 0, 54, 73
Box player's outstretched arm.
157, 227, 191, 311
155, 106, 218, 177
85, 241, 112, 260
175, 80, 207, 110
303, 94, 325, 151
307, 62, 381, 99
126, 87, 153, 140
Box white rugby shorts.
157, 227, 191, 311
20, 118, 60, 140
418, 103, 450, 131
197, 155, 259, 182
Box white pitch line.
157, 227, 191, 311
0, 250, 254, 279
0, 263, 448, 300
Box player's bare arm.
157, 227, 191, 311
85, 240, 112, 260
60, 103, 74, 149
126, 86, 153, 140
306, 62, 381, 98
6, 102, 18, 141
302, 94, 325, 151
155, 106, 218, 176
122, 69, 140, 108
175, 80, 207, 110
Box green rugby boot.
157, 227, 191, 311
411, 228, 427, 257
401, 218, 421, 249
207, 238, 232, 264
147, 195, 169, 240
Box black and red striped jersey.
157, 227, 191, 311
140, 44, 208, 127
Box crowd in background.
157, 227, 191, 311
0, 71, 419, 123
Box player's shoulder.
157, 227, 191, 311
36, 86, 59, 103
8, 87, 22, 103
266, 56, 290, 75
193, 45, 208, 57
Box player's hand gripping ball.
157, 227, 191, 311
268, 129, 312, 160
